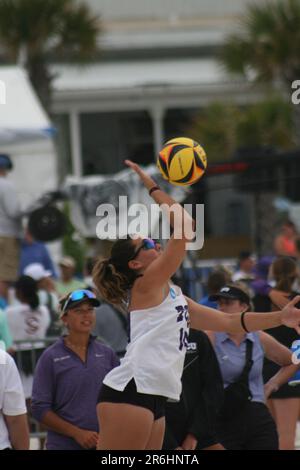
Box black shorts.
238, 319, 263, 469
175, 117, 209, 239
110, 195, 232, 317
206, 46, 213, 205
97, 378, 167, 420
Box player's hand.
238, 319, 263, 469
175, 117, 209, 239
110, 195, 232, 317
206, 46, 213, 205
124, 160, 156, 190
73, 429, 99, 449
280, 295, 300, 334
264, 381, 278, 399
181, 433, 197, 450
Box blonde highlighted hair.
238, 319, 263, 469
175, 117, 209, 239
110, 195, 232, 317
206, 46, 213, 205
271, 257, 298, 293
92, 237, 140, 307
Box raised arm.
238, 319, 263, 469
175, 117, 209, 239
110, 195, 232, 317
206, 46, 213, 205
125, 160, 195, 288
186, 295, 300, 335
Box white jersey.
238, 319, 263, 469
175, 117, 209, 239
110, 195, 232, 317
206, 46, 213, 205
103, 285, 189, 401
6, 303, 50, 350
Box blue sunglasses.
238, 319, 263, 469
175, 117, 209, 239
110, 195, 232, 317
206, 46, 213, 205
130, 238, 159, 260
62, 289, 98, 313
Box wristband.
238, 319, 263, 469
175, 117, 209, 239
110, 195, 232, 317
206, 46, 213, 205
241, 311, 250, 333
149, 186, 161, 196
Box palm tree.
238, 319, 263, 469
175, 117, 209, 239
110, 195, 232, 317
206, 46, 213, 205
187, 97, 294, 255
187, 96, 294, 163
0, 0, 100, 112
221, 0, 300, 144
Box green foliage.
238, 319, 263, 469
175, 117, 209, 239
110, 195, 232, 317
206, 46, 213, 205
0, 0, 100, 110
187, 103, 240, 162
188, 96, 294, 162
220, 0, 300, 85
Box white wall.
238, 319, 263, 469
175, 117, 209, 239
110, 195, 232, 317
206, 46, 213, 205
86, 0, 256, 21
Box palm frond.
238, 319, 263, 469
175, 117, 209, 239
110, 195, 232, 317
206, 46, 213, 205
220, 0, 300, 85
53, 3, 100, 62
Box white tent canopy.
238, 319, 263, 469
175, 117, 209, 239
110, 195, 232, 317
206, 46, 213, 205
0, 66, 54, 143
0, 66, 57, 207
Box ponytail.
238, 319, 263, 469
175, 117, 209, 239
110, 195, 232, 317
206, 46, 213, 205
271, 257, 298, 293
92, 259, 129, 306
27, 292, 39, 310
275, 276, 296, 293
15, 275, 40, 310
92, 237, 140, 307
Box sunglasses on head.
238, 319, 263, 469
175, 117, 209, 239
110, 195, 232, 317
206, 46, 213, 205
62, 289, 96, 313
130, 238, 159, 260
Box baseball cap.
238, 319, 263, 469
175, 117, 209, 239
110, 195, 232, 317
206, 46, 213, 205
24, 263, 52, 281
59, 256, 76, 269
60, 289, 100, 317
0, 154, 13, 171
209, 285, 250, 305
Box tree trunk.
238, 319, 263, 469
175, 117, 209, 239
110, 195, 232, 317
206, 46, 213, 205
293, 104, 300, 148
27, 58, 53, 115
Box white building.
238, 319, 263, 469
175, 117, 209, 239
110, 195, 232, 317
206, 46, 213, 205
52, 0, 267, 178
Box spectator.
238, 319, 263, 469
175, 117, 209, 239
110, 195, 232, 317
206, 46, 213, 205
252, 256, 274, 312
232, 251, 255, 284
0, 154, 22, 303
20, 228, 56, 278
24, 263, 61, 337
6, 276, 50, 399
250, 256, 290, 312
0, 348, 29, 449
274, 220, 297, 257
31, 289, 119, 450
263, 257, 300, 450
83, 258, 96, 290
0, 310, 12, 351
0, 297, 7, 310
199, 268, 232, 309
93, 302, 128, 358
55, 256, 86, 297
207, 284, 296, 450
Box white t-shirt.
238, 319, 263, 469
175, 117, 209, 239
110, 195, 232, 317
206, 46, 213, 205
232, 270, 254, 282
0, 350, 27, 449
38, 290, 59, 312
6, 303, 50, 350
103, 285, 189, 401
0, 177, 22, 237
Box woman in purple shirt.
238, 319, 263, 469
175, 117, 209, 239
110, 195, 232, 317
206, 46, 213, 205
31, 289, 119, 450
206, 284, 300, 450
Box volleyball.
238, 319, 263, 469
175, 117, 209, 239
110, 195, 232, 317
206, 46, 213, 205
157, 137, 207, 186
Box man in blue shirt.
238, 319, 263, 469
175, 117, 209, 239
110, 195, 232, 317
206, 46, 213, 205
19, 229, 56, 278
